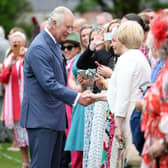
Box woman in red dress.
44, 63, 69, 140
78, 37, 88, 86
141, 11, 168, 168
1, 31, 29, 168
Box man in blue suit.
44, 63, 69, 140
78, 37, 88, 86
20, 6, 91, 168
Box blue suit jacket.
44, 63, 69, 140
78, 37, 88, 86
20, 31, 78, 131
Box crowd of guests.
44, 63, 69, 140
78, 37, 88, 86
0, 6, 168, 168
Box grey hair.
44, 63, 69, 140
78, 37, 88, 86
9, 31, 26, 45
0, 26, 5, 38
47, 6, 73, 28
97, 12, 113, 22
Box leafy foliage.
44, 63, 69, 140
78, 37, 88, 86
74, 0, 98, 13
0, 0, 32, 37
112, 0, 141, 17
74, 0, 168, 17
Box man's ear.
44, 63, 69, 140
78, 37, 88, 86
52, 20, 57, 28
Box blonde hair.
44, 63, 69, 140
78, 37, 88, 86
106, 19, 120, 32
117, 21, 144, 49
104, 19, 120, 51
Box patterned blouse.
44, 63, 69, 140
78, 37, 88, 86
141, 59, 168, 168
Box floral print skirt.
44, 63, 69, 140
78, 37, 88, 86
14, 122, 28, 147
101, 107, 115, 168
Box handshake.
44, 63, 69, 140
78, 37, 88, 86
78, 90, 95, 106
78, 90, 107, 106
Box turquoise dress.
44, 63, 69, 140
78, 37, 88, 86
65, 54, 85, 151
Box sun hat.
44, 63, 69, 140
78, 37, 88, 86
65, 31, 80, 45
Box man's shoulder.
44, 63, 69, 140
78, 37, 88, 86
28, 32, 50, 52
30, 32, 45, 46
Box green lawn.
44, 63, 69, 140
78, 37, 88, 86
0, 143, 22, 168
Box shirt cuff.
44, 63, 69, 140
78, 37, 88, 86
73, 93, 81, 107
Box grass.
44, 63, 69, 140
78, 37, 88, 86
0, 143, 23, 168
0, 143, 72, 168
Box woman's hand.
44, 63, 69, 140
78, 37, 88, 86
148, 139, 166, 158
115, 126, 125, 144
94, 73, 108, 90
82, 91, 107, 102
115, 116, 125, 144
4, 53, 17, 69
97, 65, 112, 78
135, 99, 145, 112
77, 74, 94, 88
89, 30, 104, 51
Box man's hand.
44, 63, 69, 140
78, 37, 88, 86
82, 92, 107, 102
78, 90, 95, 106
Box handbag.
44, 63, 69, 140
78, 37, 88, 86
125, 144, 142, 167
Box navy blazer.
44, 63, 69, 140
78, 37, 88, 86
20, 31, 78, 131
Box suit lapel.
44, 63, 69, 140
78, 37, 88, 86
42, 31, 67, 84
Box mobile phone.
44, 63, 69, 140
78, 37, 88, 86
139, 81, 151, 96
78, 69, 85, 75
87, 69, 95, 76
104, 32, 113, 41
95, 61, 102, 67
78, 70, 88, 79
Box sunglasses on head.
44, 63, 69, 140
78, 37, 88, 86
62, 45, 75, 51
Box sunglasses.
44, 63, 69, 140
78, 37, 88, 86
62, 45, 75, 51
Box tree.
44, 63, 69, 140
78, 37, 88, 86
112, 0, 141, 16
0, 0, 32, 36
74, 0, 168, 17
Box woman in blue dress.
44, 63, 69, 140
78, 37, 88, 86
65, 53, 85, 168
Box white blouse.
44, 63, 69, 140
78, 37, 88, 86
107, 49, 151, 117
